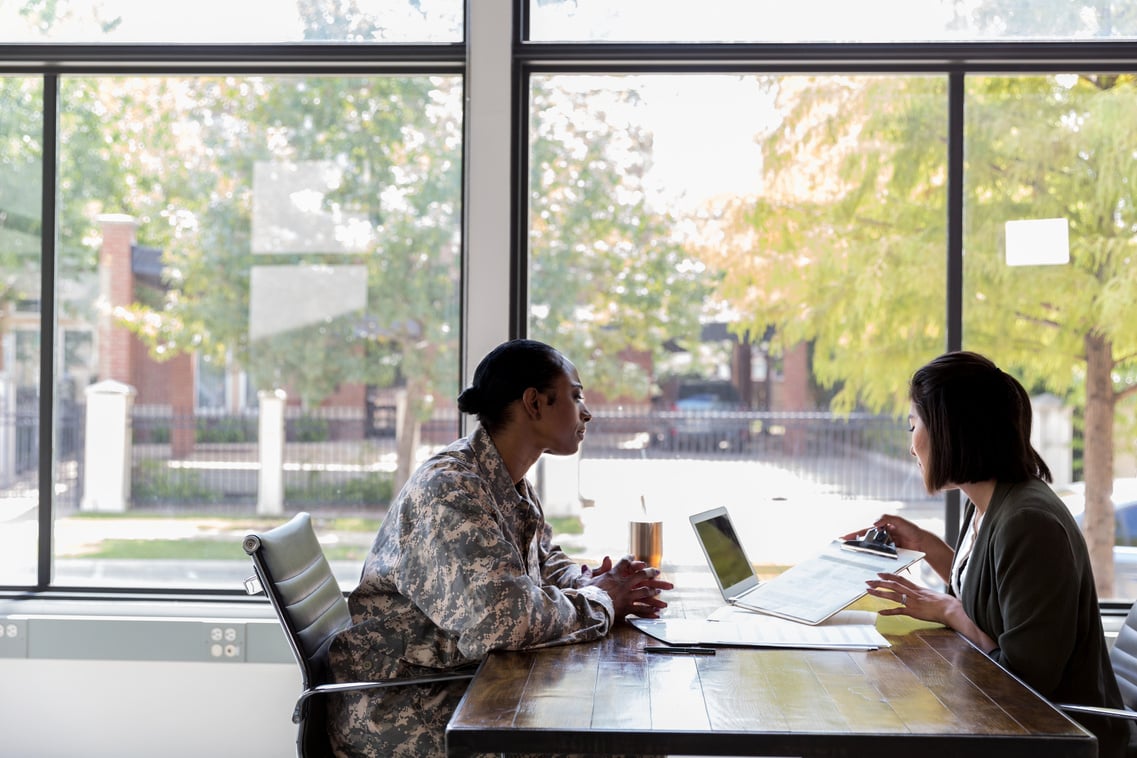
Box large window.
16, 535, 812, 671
0, 75, 42, 587
963, 72, 1137, 600
527, 73, 946, 572
520, 3, 1137, 602
0, 3, 465, 592
2, 1, 1137, 602
41, 73, 464, 590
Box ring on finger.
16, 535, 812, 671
901, 593, 908, 604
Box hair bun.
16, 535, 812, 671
456, 385, 481, 414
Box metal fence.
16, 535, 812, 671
0, 393, 84, 512
0, 403, 928, 513
123, 405, 930, 511
130, 406, 414, 512
581, 406, 934, 503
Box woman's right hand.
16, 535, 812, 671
843, 513, 956, 585
841, 514, 925, 552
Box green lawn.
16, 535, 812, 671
62, 514, 583, 561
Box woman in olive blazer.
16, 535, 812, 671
851, 351, 1129, 758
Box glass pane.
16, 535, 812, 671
0, 0, 462, 43
55, 73, 463, 590
529, 0, 1137, 43
527, 73, 946, 583
963, 73, 1137, 601
0, 76, 42, 587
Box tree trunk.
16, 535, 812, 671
1083, 332, 1116, 598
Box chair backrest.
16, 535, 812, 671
1110, 602, 1137, 710
244, 512, 352, 758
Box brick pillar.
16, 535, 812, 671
781, 342, 814, 455
97, 214, 137, 385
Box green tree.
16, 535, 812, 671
104, 73, 463, 494
706, 69, 1137, 596
0, 77, 44, 344
528, 78, 712, 400
243, 74, 464, 490
951, 0, 1137, 38
4, 6, 469, 502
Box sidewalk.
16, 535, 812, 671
570, 457, 942, 567
1, 457, 942, 589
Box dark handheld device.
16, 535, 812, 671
841, 527, 898, 558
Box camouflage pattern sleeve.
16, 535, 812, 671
392, 462, 614, 659
327, 429, 618, 757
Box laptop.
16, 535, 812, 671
628, 507, 909, 648
689, 506, 766, 609
687, 506, 924, 625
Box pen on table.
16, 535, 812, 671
643, 645, 716, 656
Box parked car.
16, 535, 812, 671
1058, 478, 1137, 599
651, 379, 751, 452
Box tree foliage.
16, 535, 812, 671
701, 75, 949, 416
528, 78, 712, 400
0, 77, 43, 321
703, 68, 1137, 594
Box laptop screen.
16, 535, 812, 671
690, 507, 759, 598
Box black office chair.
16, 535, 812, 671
243, 512, 475, 758
1056, 602, 1137, 756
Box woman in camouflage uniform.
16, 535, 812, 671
328, 339, 673, 757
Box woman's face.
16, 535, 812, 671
539, 362, 592, 456
908, 401, 933, 492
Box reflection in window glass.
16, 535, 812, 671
0, 0, 462, 44
528, 0, 1137, 43
527, 73, 946, 578
963, 73, 1137, 601
0, 76, 42, 587
52, 74, 463, 589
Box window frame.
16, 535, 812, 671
1, 0, 1136, 607
0, 40, 464, 596
511, 4, 1137, 614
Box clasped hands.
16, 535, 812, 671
582, 556, 674, 620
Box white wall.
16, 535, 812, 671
0, 659, 298, 758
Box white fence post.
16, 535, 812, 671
1032, 393, 1073, 487
81, 380, 136, 512
257, 389, 286, 516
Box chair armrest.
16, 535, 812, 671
293, 672, 476, 723
1056, 702, 1137, 721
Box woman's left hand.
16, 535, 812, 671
867, 572, 998, 654
865, 571, 954, 623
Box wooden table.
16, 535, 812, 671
446, 567, 1096, 757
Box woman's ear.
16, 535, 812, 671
521, 387, 542, 419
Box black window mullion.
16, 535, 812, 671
943, 69, 965, 548
37, 72, 59, 589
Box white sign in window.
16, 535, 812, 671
1004, 218, 1070, 267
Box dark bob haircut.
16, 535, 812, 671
909, 351, 1051, 490
456, 339, 568, 434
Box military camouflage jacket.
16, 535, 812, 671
327, 426, 614, 757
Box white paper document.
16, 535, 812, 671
631, 609, 889, 650
729, 542, 924, 625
